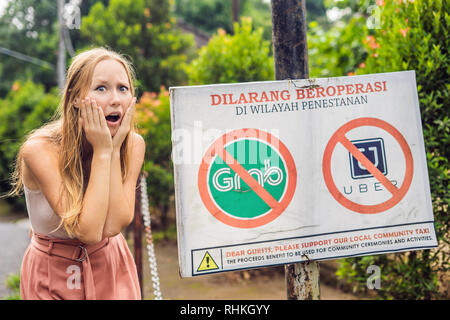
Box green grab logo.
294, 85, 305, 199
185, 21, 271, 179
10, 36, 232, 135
208, 139, 287, 219
198, 128, 297, 228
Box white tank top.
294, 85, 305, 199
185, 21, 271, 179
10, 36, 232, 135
23, 185, 70, 239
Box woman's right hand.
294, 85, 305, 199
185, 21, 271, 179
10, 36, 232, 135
79, 97, 113, 154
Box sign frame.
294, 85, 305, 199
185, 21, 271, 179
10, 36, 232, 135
170, 71, 438, 278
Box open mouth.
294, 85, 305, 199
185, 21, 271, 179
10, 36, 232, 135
105, 113, 121, 123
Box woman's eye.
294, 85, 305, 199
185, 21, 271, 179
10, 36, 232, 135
95, 85, 106, 92
120, 86, 128, 92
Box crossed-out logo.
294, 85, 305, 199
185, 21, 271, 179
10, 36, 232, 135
342, 134, 398, 200
349, 138, 387, 180
323, 117, 413, 214
209, 140, 286, 220
198, 128, 297, 228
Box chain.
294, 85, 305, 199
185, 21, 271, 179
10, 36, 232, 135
139, 173, 163, 300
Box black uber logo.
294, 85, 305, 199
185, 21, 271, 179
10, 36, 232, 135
349, 138, 387, 179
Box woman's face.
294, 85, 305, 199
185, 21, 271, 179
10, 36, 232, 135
86, 58, 133, 137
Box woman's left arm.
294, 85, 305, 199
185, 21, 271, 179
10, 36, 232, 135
101, 100, 146, 238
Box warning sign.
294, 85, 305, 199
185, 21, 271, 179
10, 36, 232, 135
196, 251, 219, 272
170, 71, 438, 277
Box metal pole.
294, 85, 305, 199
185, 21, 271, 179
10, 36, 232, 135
57, 0, 66, 90
270, 0, 320, 300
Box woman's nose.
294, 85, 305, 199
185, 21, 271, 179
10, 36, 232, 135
110, 89, 121, 105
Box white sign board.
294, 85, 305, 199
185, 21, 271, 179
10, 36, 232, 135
170, 71, 437, 278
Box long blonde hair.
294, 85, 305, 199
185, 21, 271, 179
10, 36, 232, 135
9, 47, 137, 238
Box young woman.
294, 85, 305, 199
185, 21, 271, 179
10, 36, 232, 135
9, 47, 145, 300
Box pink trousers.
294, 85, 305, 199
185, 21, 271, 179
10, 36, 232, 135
20, 232, 141, 300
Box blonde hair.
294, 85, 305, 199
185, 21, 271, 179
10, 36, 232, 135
9, 47, 137, 238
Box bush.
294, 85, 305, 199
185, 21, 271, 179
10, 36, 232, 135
186, 17, 274, 85
308, 16, 368, 78
3, 273, 21, 300
135, 88, 174, 231
0, 81, 59, 206
81, 0, 195, 93
336, 0, 449, 299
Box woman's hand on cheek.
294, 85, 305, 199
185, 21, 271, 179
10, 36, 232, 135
80, 97, 113, 154
112, 97, 136, 151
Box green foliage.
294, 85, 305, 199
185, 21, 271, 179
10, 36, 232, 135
240, 0, 273, 42
0, 81, 59, 199
335, 0, 449, 299
187, 18, 274, 85
174, 0, 326, 43
135, 88, 174, 229
175, 0, 234, 34
175, 0, 273, 41
307, 0, 370, 78
308, 16, 368, 78
305, 0, 327, 24
3, 273, 21, 300
0, 0, 58, 97
81, 0, 195, 93
0, 0, 117, 98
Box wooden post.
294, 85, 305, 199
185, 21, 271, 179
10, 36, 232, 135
270, 0, 320, 300
134, 177, 143, 298
232, 0, 240, 24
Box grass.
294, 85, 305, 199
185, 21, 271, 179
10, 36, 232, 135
3, 273, 20, 300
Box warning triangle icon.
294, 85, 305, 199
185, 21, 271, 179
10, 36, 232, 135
197, 251, 219, 272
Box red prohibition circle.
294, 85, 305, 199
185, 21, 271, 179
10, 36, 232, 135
322, 117, 414, 214
198, 128, 297, 228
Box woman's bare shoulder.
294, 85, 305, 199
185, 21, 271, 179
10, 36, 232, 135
124, 132, 145, 182
21, 137, 59, 178
22, 137, 59, 161
130, 132, 145, 157
21, 137, 60, 187
131, 131, 145, 146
